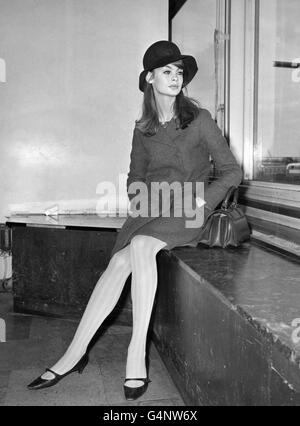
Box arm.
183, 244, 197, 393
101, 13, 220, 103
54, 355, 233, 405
199, 109, 243, 211
127, 128, 149, 202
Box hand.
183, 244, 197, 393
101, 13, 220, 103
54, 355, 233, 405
195, 196, 206, 208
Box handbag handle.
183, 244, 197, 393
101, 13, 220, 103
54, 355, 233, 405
221, 186, 239, 210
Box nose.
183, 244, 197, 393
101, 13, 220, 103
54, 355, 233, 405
172, 74, 178, 82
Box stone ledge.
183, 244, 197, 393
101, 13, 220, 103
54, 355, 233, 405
152, 242, 300, 406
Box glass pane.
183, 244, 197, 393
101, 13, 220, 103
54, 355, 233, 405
254, 0, 300, 184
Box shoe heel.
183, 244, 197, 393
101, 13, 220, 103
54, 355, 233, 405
77, 354, 89, 374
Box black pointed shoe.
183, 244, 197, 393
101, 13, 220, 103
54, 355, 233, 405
27, 354, 89, 390
123, 377, 151, 400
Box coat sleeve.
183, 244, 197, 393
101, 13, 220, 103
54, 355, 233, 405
127, 128, 149, 202
199, 109, 243, 211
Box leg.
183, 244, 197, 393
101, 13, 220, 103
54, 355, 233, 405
125, 235, 167, 389
41, 244, 132, 380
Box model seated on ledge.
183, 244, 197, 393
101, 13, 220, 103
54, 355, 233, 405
27, 40, 242, 401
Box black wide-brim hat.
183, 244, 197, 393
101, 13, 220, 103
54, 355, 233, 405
139, 40, 198, 92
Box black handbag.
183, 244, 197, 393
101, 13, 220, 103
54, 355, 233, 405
198, 186, 251, 248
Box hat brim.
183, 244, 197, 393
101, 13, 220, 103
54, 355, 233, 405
139, 54, 198, 92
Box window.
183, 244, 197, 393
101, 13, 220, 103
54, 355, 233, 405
254, 0, 300, 185
229, 0, 300, 244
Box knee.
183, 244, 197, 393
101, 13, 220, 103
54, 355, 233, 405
130, 235, 165, 256
110, 247, 130, 269
130, 235, 149, 253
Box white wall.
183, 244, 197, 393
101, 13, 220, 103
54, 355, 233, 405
0, 0, 168, 221
172, 0, 216, 114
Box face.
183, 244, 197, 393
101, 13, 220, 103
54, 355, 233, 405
146, 63, 184, 98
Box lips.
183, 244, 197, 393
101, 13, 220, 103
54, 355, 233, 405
169, 85, 179, 89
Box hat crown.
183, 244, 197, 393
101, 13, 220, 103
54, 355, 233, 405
143, 40, 181, 70
139, 40, 198, 92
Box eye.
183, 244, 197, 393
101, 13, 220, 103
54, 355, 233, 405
177, 70, 184, 76
163, 70, 171, 74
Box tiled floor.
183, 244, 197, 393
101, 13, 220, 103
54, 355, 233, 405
0, 292, 185, 406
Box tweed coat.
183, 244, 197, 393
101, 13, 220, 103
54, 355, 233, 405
110, 108, 243, 257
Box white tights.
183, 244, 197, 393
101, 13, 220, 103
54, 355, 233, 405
42, 235, 167, 388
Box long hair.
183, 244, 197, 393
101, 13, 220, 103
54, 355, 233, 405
136, 64, 200, 136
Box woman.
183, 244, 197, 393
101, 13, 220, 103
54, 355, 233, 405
27, 41, 242, 400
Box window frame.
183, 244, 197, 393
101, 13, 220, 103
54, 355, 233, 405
229, 0, 300, 237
